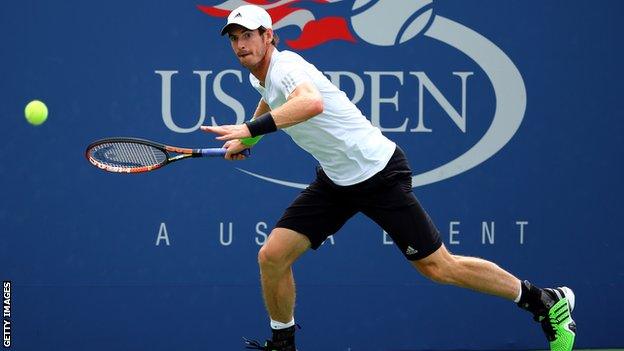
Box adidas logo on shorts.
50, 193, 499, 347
406, 246, 418, 255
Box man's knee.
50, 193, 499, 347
412, 246, 458, 284
258, 228, 310, 270
258, 242, 288, 270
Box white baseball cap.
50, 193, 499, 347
220, 5, 273, 36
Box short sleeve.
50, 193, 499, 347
270, 62, 313, 98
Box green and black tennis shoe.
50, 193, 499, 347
539, 287, 576, 351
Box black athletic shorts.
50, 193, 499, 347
275, 146, 442, 261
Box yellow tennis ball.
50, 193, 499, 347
24, 100, 48, 126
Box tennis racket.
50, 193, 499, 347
85, 137, 250, 173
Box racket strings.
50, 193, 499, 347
90, 142, 167, 168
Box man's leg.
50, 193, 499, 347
411, 244, 520, 299
258, 227, 311, 323
412, 244, 576, 351
244, 227, 311, 351
356, 146, 574, 350
247, 166, 358, 350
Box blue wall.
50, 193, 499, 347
1, 1, 623, 350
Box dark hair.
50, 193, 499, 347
258, 27, 279, 46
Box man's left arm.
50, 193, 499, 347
270, 82, 323, 129
201, 82, 323, 141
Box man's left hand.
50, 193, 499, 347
201, 124, 251, 141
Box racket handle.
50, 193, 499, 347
199, 148, 251, 157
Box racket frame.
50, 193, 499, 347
85, 137, 234, 173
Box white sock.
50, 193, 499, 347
271, 318, 295, 330
513, 281, 522, 303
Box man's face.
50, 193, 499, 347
227, 26, 270, 70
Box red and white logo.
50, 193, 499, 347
198, 0, 435, 49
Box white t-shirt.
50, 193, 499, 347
250, 49, 396, 186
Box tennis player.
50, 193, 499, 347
202, 5, 576, 351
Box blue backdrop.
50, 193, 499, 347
1, 1, 623, 350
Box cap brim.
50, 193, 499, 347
220, 19, 262, 36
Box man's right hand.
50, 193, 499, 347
222, 139, 250, 160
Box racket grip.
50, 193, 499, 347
200, 148, 251, 157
